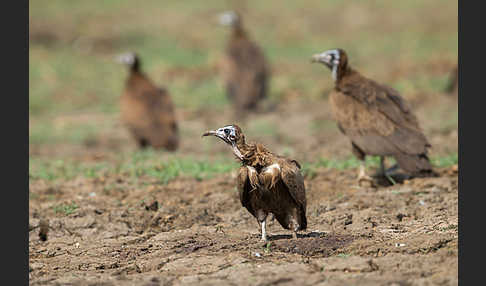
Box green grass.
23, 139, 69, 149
30, 151, 457, 183
431, 153, 458, 168
53, 202, 79, 215
301, 153, 458, 179
29, 150, 238, 184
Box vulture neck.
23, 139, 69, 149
126, 70, 152, 91
233, 138, 273, 169
232, 25, 247, 39
334, 66, 356, 86
130, 60, 141, 74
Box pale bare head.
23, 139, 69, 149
219, 10, 240, 27
311, 49, 348, 81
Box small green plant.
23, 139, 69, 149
263, 242, 272, 253
337, 253, 350, 258
53, 202, 78, 215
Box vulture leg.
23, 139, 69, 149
260, 219, 268, 241
374, 157, 398, 185
289, 217, 300, 239
358, 163, 375, 187
377, 156, 400, 175
267, 213, 275, 224
352, 143, 375, 187
379, 156, 386, 176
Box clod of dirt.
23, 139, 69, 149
396, 213, 407, 222
145, 201, 159, 212
38, 218, 49, 241
344, 214, 353, 225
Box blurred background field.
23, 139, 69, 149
29, 2, 458, 284
29, 0, 457, 184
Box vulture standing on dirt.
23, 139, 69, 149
218, 11, 269, 113
202, 125, 306, 241
311, 49, 437, 185
116, 52, 179, 151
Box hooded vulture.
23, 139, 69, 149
202, 125, 306, 241
116, 52, 179, 151
311, 49, 437, 185
218, 11, 269, 113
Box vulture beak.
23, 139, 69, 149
115, 55, 124, 64
202, 130, 217, 137
311, 53, 330, 64
115, 53, 134, 65
202, 129, 230, 144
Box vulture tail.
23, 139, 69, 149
393, 153, 439, 178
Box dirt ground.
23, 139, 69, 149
29, 88, 458, 285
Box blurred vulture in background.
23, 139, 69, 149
116, 52, 179, 151
203, 124, 306, 241
218, 11, 269, 114
311, 49, 437, 186
445, 65, 458, 96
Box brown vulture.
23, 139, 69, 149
311, 49, 437, 185
218, 11, 269, 113
202, 125, 306, 241
116, 52, 179, 151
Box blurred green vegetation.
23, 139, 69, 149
29, 151, 457, 183
29, 149, 239, 184
29, 0, 457, 118
29, 0, 457, 180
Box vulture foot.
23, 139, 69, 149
358, 164, 376, 187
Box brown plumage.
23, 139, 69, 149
218, 11, 269, 113
312, 49, 437, 184
445, 65, 458, 95
202, 125, 306, 241
117, 52, 179, 151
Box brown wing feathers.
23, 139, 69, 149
221, 14, 269, 112
229, 126, 307, 232
120, 54, 179, 151
329, 50, 436, 176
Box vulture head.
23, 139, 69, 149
311, 49, 348, 82
219, 10, 241, 28
202, 124, 245, 160
116, 51, 140, 72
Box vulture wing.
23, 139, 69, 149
237, 166, 260, 216
223, 37, 268, 108
279, 159, 307, 211
121, 74, 178, 150
334, 76, 430, 157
